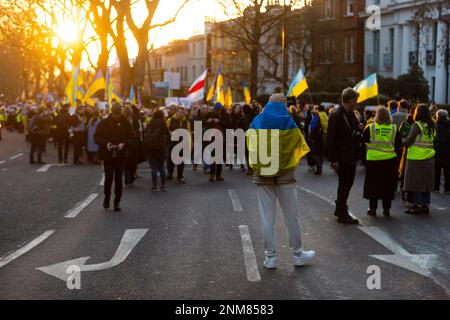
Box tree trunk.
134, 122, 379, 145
97, 33, 109, 74
250, 48, 259, 98
135, 31, 149, 88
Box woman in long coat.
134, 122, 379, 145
363, 106, 402, 217
402, 104, 436, 214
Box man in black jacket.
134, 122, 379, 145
94, 102, 133, 211
327, 88, 363, 224
56, 104, 72, 164
434, 109, 450, 193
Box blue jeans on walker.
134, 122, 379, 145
413, 192, 430, 206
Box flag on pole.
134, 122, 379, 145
129, 85, 136, 104
225, 82, 233, 108
186, 69, 208, 102
354, 73, 378, 103
287, 68, 308, 97
215, 65, 225, 105
84, 70, 106, 101
65, 65, 80, 107
242, 81, 251, 105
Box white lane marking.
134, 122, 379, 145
9, 153, 23, 160
228, 189, 243, 212
99, 173, 105, 186
430, 205, 448, 211
0, 160, 6, 165
65, 193, 98, 218
0, 230, 55, 269
238, 225, 261, 282
37, 229, 148, 282
37, 164, 52, 172
298, 186, 335, 206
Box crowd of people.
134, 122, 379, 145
1, 90, 449, 269
0, 91, 449, 216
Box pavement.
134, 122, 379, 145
0, 130, 449, 299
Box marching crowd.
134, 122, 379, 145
0, 91, 449, 215
1, 89, 450, 268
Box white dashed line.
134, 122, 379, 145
9, 153, 23, 160
36, 164, 53, 172
65, 193, 98, 218
0, 230, 55, 269
0, 160, 5, 165
238, 225, 261, 282
228, 189, 243, 212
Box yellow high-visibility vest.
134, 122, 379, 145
407, 121, 435, 160
366, 123, 397, 161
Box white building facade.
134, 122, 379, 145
364, 0, 450, 104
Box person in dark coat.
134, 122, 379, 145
242, 104, 255, 175
94, 102, 133, 211
327, 88, 363, 224
144, 110, 170, 192
27, 108, 46, 164
205, 102, 232, 182
363, 106, 402, 217
229, 104, 246, 171
56, 104, 72, 164
434, 109, 450, 194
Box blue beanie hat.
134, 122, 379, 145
213, 102, 223, 110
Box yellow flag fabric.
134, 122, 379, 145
243, 82, 251, 105
84, 70, 106, 101
65, 65, 81, 107
206, 82, 215, 101
354, 73, 378, 103
225, 86, 233, 108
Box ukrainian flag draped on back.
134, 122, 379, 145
287, 68, 308, 97
354, 73, 378, 103
247, 101, 310, 177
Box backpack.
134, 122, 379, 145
144, 120, 164, 153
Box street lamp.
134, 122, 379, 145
281, 0, 287, 93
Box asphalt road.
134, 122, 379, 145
0, 130, 449, 299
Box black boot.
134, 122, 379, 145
114, 201, 121, 212
103, 195, 110, 209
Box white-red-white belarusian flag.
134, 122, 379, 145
186, 69, 208, 102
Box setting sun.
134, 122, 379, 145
55, 21, 79, 44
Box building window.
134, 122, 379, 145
192, 65, 196, 78
346, 0, 354, 16
344, 35, 355, 63
321, 36, 333, 63
324, 0, 334, 18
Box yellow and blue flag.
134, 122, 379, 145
242, 81, 251, 105
287, 68, 308, 97
214, 65, 226, 105
84, 70, 106, 101
65, 65, 81, 107
129, 85, 136, 104
247, 101, 310, 177
354, 73, 378, 103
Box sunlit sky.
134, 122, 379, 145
45, 0, 280, 71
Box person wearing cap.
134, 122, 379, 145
247, 93, 315, 269
327, 88, 363, 224
94, 102, 133, 212
166, 106, 190, 183
205, 102, 232, 182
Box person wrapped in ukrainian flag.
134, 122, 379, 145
246, 93, 315, 270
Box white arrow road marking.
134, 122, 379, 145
9, 153, 23, 160
228, 189, 243, 212
299, 185, 450, 296
65, 193, 98, 218
359, 226, 438, 277
0, 230, 55, 269
239, 225, 261, 282
37, 229, 148, 282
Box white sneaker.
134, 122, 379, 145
263, 256, 278, 269
293, 250, 316, 267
